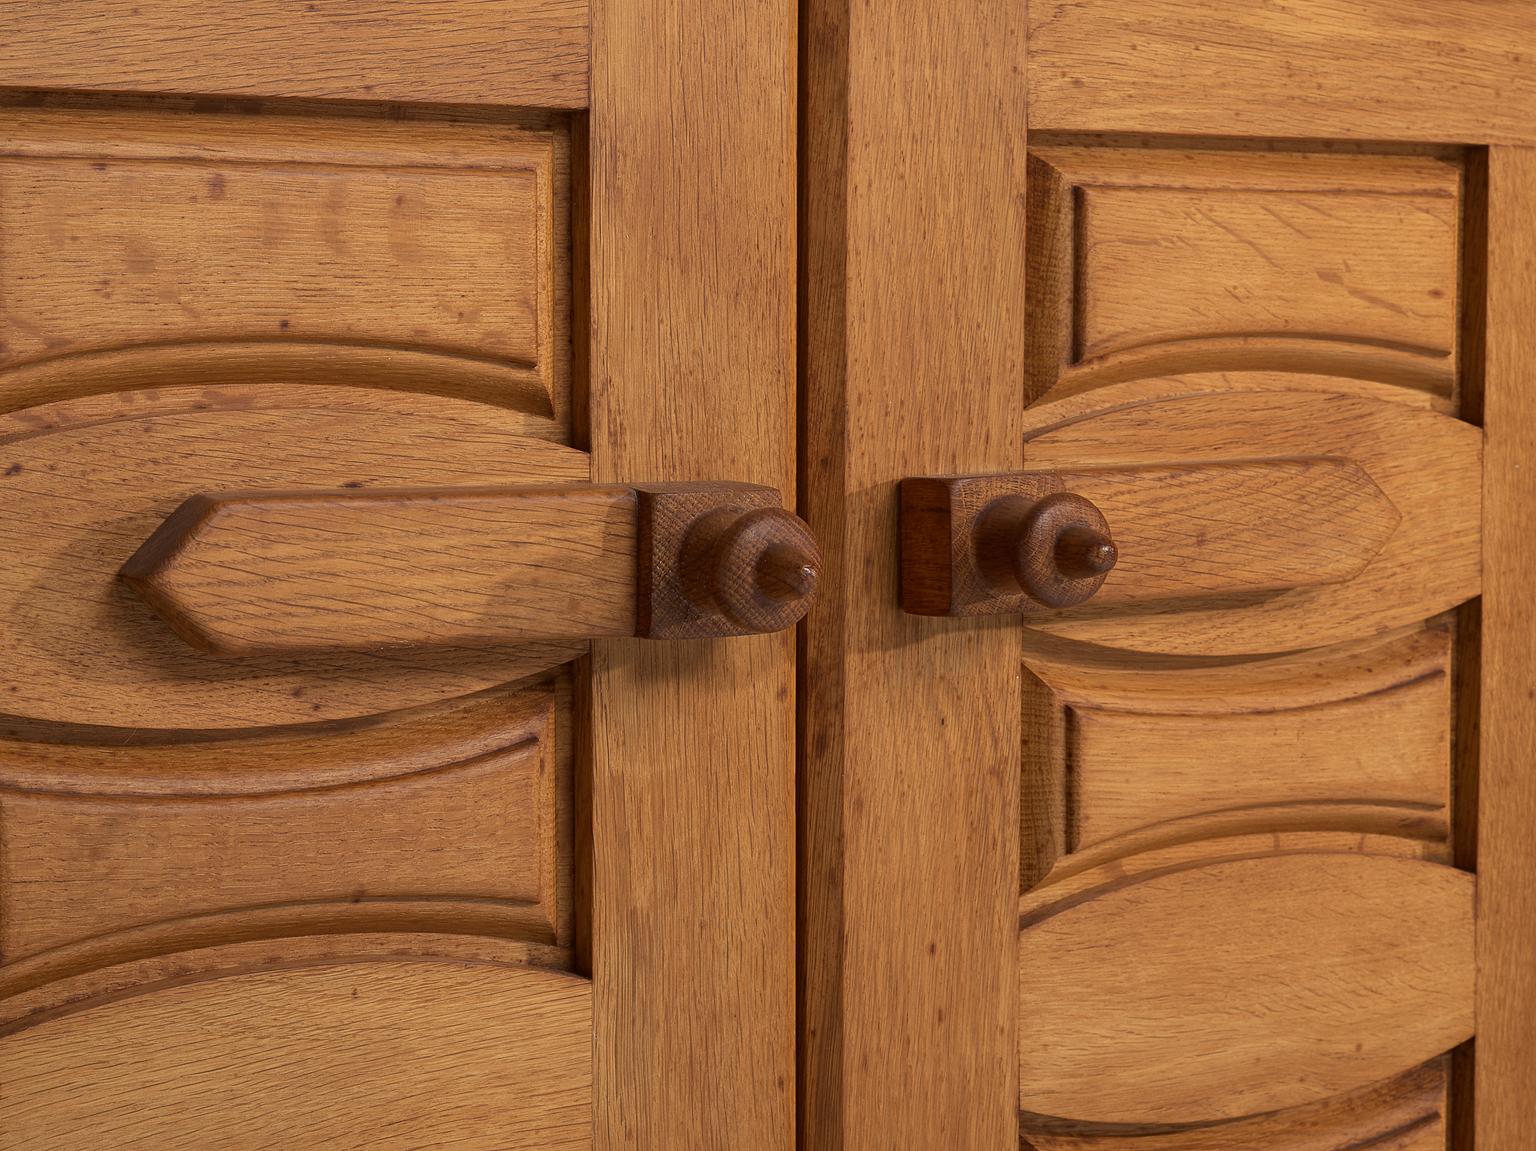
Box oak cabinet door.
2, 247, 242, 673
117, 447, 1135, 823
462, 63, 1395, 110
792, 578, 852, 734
0, 5, 796, 1150
802, 4, 1532, 1150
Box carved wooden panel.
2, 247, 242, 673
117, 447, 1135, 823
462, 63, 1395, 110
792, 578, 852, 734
1028, 145, 1462, 404
1, 689, 567, 967
0, 99, 587, 1118
0, 104, 571, 427
1018, 851, 1473, 1126
1021, 624, 1455, 886
1, 953, 592, 1149
1016, 141, 1476, 1150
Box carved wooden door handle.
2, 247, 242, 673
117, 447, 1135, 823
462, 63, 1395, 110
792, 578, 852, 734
121, 481, 820, 653
899, 460, 1403, 618
975, 490, 1118, 609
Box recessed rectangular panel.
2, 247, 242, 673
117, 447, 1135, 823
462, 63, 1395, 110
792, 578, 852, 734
1075, 184, 1457, 360
0, 156, 539, 363
0, 106, 570, 426
0, 691, 564, 960
1022, 624, 1455, 883
1072, 668, 1450, 849
1027, 145, 1463, 399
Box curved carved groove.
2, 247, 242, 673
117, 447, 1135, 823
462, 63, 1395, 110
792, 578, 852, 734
0, 955, 592, 1150
0, 339, 555, 421
1019, 1059, 1448, 1149
1047, 336, 1455, 409
1025, 620, 1450, 715
1028, 809, 1448, 900
1014, 375, 1481, 656
0, 678, 552, 793
0, 931, 574, 1033
1021, 831, 1448, 927
1016, 852, 1475, 1126
0, 902, 572, 1007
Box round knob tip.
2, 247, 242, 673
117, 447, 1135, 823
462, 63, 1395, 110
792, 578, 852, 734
1054, 525, 1118, 579
704, 507, 822, 632
756, 542, 821, 603
975, 490, 1116, 610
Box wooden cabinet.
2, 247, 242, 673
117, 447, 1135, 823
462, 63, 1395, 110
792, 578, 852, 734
2, 3, 1533, 1150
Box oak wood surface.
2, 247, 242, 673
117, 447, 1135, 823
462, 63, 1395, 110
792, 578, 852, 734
1026, 145, 1463, 401
1028, 627, 1453, 860
1, 958, 593, 1150
0, 385, 586, 731
3, 736, 559, 962
0, 681, 577, 1004
1015, 377, 1482, 657
800, 1, 1028, 1147
587, 0, 796, 1145
0, 1, 590, 109
1477, 145, 1536, 1151
1020, 1060, 1450, 1151
1029, 1, 1536, 145
1017, 852, 1474, 1125
123, 486, 640, 651
0, 105, 572, 429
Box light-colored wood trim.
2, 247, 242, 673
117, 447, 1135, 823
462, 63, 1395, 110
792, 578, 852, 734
1477, 144, 1536, 1151
800, 1, 1028, 1146
1029, 2, 1536, 146
0, 1, 590, 109
587, 0, 796, 1145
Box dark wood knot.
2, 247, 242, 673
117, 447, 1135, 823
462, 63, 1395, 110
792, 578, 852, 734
975, 491, 1117, 609
683, 505, 822, 632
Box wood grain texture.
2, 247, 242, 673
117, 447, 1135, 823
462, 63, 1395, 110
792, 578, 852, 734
1017, 852, 1475, 1126
1, 959, 592, 1150
0, 932, 574, 1030
1013, 377, 1482, 657
799, 0, 1027, 1146
1029, 2, 1536, 146
587, 0, 796, 1145
0, 106, 571, 428
1019, 624, 1453, 872
901, 458, 1399, 618
0, 680, 578, 1000
1019, 1059, 1450, 1150
124, 485, 641, 651
1027, 145, 1462, 400
0, 385, 587, 731
1478, 144, 1536, 1151
0, 1, 590, 109
0, 690, 563, 961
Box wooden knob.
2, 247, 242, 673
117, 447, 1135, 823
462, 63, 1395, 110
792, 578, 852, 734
683, 506, 822, 632
976, 491, 1117, 609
